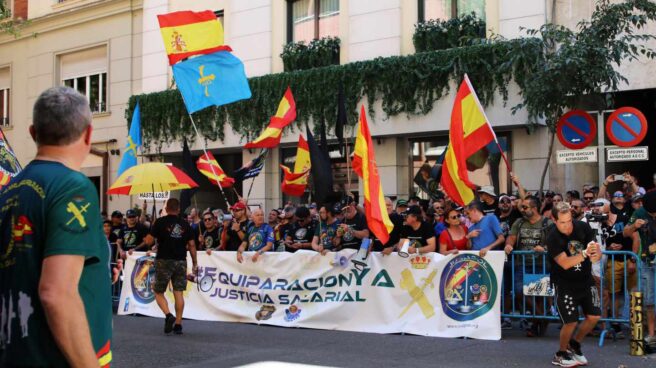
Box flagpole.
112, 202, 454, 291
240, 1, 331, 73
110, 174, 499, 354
187, 113, 231, 210
245, 148, 264, 204
463, 74, 513, 173
345, 128, 352, 194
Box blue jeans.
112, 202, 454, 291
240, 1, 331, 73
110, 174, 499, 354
642, 264, 655, 307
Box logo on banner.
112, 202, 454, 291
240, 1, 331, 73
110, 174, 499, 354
399, 269, 437, 319
410, 255, 431, 269
130, 256, 156, 304
256, 305, 276, 321
440, 254, 497, 321
284, 305, 302, 321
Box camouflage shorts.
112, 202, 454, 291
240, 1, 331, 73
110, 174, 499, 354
153, 259, 187, 293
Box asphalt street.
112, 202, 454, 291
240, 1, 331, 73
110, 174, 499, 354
112, 315, 656, 368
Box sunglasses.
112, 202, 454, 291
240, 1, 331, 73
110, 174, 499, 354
571, 205, 581, 209
435, 206, 444, 210
500, 200, 511, 204
584, 197, 594, 200
449, 215, 460, 220
203, 218, 213, 222
521, 205, 532, 210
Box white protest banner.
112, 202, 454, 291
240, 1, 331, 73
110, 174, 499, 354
119, 250, 504, 340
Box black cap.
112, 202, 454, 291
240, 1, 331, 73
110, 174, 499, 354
405, 205, 422, 217
644, 191, 656, 213
295, 206, 310, 219
126, 209, 137, 217
329, 203, 342, 216
111, 210, 123, 218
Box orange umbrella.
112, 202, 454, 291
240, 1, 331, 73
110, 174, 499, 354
107, 162, 198, 195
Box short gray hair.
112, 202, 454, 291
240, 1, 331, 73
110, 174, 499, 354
32, 86, 92, 146
551, 201, 571, 221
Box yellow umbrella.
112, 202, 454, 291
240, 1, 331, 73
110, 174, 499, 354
107, 162, 198, 195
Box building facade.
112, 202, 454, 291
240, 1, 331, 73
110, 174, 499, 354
1, 0, 654, 214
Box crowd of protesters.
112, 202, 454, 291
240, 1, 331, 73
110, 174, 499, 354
105, 171, 656, 357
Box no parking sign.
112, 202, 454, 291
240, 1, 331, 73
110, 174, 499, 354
605, 107, 648, 147
556, 110, 596, 149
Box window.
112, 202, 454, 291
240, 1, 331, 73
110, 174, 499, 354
419, 0, 486, 22
287, 0, 339, 43
0, 67, 9, 127
59, 46, 108, 114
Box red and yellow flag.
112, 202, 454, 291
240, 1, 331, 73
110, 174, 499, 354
12, 215, 33, 242
280, 135, 311, 197
96, 340, 112, 368
197, 151, 235, 188
244, 87, 296, 149
157, 10, 230, 65
440, 75, 497, 206
352, 105, 393, 244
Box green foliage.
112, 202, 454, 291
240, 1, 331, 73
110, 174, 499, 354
127, 38, 543, 152
281, 37, 340, 72
0, 2, 27, 37
413, 13, 486, 52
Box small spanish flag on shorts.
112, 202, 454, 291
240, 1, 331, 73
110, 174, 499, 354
97, 340, 112, 368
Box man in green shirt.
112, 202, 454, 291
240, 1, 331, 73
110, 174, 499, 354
0, 87, 113, 367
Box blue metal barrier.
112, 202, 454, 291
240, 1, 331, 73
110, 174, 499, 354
501, 250, 643, 346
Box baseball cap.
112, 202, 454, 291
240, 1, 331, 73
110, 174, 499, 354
295, 206, 310, 219
591, 198, 610, 207
230, 201, 247, 210
396, 199, 408, 208
405, 205, 422, 217
111, 210, 123, 218
477, 185, 497, 197
613, 191, 624, 198
308, 203, 317, 209
643, 191, 656, 213
279, 206, 295, 219
126, 209, 137, 217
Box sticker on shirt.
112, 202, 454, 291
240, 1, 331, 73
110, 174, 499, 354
123, 231, 138, 247
204, 236, 214, 249
342, 225, 355, 242
61, 197, 91, 233
294, 227, 307, 240
249, 230, 264, 251
170, 224, 183, 239
320, 226, 337, 248
568, 240, 585, 271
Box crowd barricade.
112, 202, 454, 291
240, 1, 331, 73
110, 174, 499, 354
111, 261, 123, 304
501, 250, 644, 346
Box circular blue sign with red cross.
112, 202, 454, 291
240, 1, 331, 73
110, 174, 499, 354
556, 110, 597, 149
605, 107, 648, 147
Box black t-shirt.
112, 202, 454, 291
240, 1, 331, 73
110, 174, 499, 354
341, 212, 368, 250
225, 219, 250, 251
400, 221, 435, 249
121, 223, 149, 250
150, 215, 193, 260
546, 221, 595, 287
373, 212, 404, 251
288, 220, 317, 253
200, 226, 222, 250
497, 209, 521, 238
481, 199, 498, 215
274, 222, 294, 251
111, 223, 126, 240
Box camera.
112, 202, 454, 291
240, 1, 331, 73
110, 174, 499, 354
614, 174, 625, 181
218, 213, 233, 222
585, 213, 608, 222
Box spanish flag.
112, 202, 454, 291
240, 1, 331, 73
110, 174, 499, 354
244, 87, 296, 149
280, 135, 311, 197
441, 75, 497, 206
96, 340, 112, 368
352, 106, 393, 244
197, 151, 235, 188
157, 10, 230, 65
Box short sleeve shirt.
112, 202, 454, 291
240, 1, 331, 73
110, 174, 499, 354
122, 223, 149, 250
289, 220, 317, 253
510, 217, 552, 251
314, 219, 341, 250
225, 219, 250, 251
469, 214, 503, 250
201, 226, 222, 250
151, 215, 193, 260
0, 160, 112, 367
546, 220, 595, 287
341, 212, 368, 250
400, 222, 435, 248
628, 207, 655, 261
246, 223, 274, 252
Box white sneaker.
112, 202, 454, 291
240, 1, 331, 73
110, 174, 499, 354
568, 339, 588, 366
552, 351, 578, 367
646, 335, 656, 347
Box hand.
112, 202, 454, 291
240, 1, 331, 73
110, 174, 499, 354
450, 249, 459, 255
504, 244, 513, 255
192, 264, 198, 274
252, 252, 260, 263
534, 245, 545, 253
320, 249, 329, 256
146, 250, 152, 257
468, 230, 481, 239
634, 219, 646, 229
382, 247, 394, 256
231, 221, 241, 231
609, 243, 622, 251
289, 242, 301, 249
120, 250, 127, 260
479, 248, 488, 257
628, 260, 637, 274
112, 260, 123, 284
623, 172, 634, 184
128, 249, 134, 256
604, 174, 615, 185
206, 249, 212, 255
510, 172, 520, 187
237, 252, 244, 263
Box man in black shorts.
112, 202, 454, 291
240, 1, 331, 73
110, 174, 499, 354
546, 202, 601, 367
145, 198, 197, 335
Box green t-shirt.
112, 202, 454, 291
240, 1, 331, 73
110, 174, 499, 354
0, 160, 112, 367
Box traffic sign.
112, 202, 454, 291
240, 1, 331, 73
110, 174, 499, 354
556, 110, 596, 149
605, 107, 648, 147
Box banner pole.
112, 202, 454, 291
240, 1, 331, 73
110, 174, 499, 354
245, 148, 264, 204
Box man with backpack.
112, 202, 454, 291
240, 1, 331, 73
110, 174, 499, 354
504, 195, 553, 337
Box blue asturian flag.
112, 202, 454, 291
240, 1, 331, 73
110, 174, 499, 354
117, 102, 142, 176
172, 51, 252, 113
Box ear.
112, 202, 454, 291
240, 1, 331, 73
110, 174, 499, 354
29, 125, 36, 142
84, 124, 93, 145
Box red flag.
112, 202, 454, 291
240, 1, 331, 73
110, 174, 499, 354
352, 106, 393, 244
197, 151, 234, 188
244, 87, 296, 148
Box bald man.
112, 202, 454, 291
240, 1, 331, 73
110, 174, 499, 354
237, 208, 274, 263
